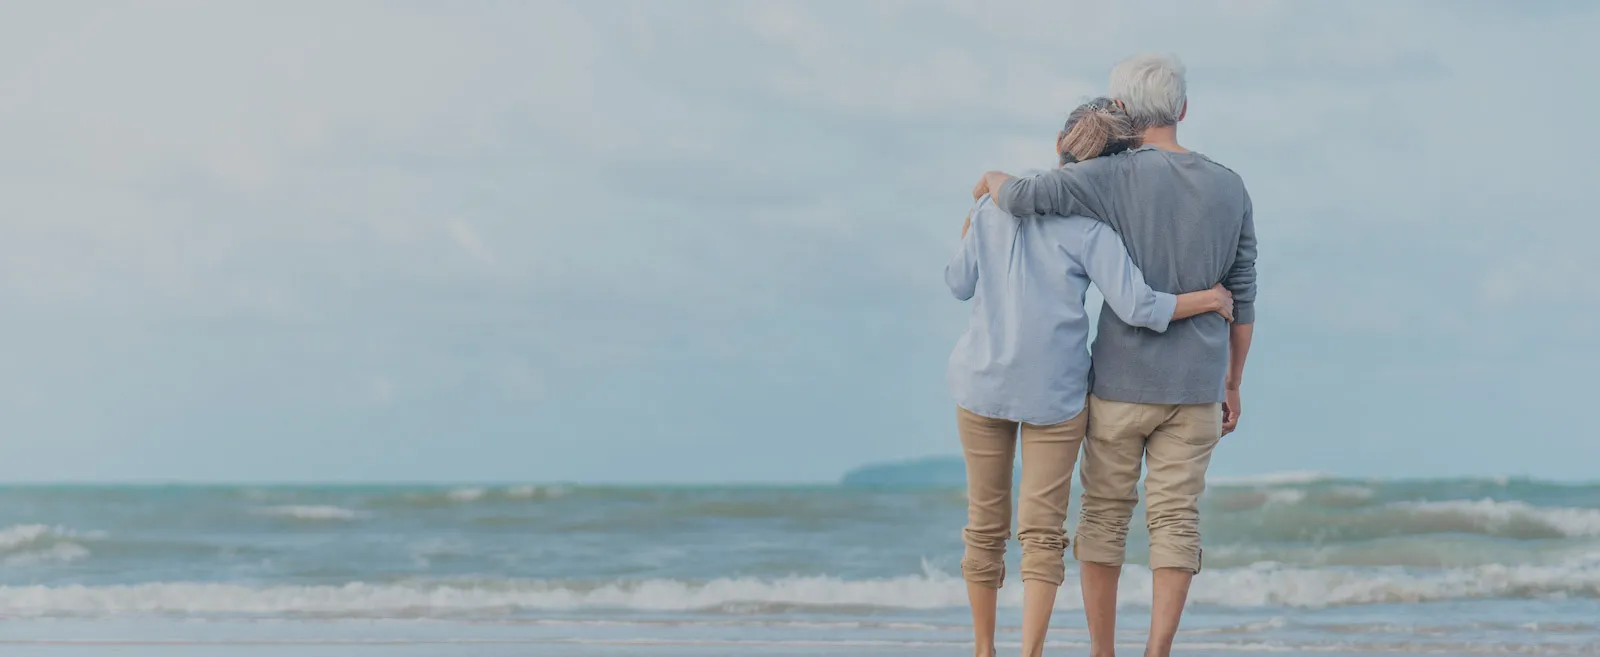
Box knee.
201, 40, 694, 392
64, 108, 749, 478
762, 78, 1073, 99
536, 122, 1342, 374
961, 552, 1007, 588
1146, 506, 1200, 536
1017, 527, 1066, 554
963, 526, 1010, 552
1147, 540, 1203, 573
1146, 511, 1203, 573
1017, 528, 1067, 586
1078, 495, 1137, 531
1073, 503, 1134, 568
962, 518, 1015, 588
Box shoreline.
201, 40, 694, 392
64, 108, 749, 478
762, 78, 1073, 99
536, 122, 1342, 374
2, 616, 1595, 657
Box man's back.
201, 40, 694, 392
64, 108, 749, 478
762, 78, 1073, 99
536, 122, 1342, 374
993, 145, 1256, 404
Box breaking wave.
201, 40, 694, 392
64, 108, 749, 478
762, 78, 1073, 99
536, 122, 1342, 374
0, 525, 99, 567
256, 505, 362, 521
1389, 499, 1600, 539
4, 556, 1600, 617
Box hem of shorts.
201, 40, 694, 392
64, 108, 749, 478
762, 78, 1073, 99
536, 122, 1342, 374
1072, 549, 1125, 568
1090, 384, 1224, 405
954, 401, 1086, 427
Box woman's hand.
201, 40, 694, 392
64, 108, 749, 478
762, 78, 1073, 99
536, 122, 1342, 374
1209, 284, 1234, 322
972, 171, 1014, 201
1167, 284, 1235, 323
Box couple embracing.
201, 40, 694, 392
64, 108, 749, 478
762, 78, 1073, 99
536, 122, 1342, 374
945, 53, 1258, 657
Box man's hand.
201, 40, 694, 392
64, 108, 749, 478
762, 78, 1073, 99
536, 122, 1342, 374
1222, 386, 1241, 435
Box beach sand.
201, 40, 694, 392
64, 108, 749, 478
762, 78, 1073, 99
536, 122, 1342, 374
0, 619, 1540, 657
0, 643, 1438, 657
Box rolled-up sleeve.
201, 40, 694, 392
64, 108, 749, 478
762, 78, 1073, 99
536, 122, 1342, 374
993, 162, 1113, 222
1225, 189, 1258, 324
944, 203, 982, 301
1077, 221, 1176, 333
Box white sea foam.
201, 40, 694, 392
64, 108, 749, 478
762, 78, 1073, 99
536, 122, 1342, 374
1391, 499, 1600, 538
0, 525, 103, 551
1185, 557, 1600, 607
505, 484, 568, 500
446, 488, 487, 502
0, 525, 98, 568
3, 542, 91, 567
0, 575, 966, 617
3, 556, 1600, 617
1210, 471, 1331, 487
257, 505, 361, 521
1262, 489, 1307, 506
0, 525, 54, 552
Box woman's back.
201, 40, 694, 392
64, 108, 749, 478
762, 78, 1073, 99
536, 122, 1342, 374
945, 194, 1175, 426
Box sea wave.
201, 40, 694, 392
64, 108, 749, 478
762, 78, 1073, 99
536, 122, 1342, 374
0, 525, 100, 567
1264, 489, 1308, 506
0, 524, 57, 552
1390, 499, 1600, 539
504, 484, 569, 500
1323, 485, 1377, 504
3, 542, 91, 567
1210, 471, 1332, 487
4, 557, 1600, 617
256, 505, 362, 521
446, 487, 488, 503
361, 485, 575, 509
1205, 496, 1600, 542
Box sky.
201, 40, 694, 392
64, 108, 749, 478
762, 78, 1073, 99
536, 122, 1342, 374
1, 0, 1597, 483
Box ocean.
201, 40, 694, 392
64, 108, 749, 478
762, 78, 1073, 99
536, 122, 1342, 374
2, 475, 1598, 655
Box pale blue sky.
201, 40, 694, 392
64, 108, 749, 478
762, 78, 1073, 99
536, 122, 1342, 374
1, 1, 1596, 483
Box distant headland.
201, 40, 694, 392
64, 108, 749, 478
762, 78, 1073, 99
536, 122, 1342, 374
839, 456, 967, 487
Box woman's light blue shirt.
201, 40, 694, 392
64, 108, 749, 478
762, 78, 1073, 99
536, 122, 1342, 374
946, 195, 1176, 425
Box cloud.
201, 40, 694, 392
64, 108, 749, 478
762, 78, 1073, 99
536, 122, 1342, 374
1, 1, 1598, 481
446, 219, 498, 268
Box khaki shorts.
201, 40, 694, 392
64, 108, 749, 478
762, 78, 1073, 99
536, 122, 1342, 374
1074, 395, 1222, 573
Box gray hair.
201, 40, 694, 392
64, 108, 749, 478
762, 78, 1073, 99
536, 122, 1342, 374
1108, 53, 1187, 129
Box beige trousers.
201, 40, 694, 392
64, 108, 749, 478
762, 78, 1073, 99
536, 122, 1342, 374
957, 406, 1087, 588
1074, 395, 1222, 573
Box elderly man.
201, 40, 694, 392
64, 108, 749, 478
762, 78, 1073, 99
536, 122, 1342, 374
972, 53, 1258, 657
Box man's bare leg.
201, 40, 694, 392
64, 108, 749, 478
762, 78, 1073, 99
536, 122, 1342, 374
1141, 403, 1220, 657
967, 581, 998, 657
1145, 567, 1195, 657
1080, 561, 1121, 657
1020, 580, 1058, 657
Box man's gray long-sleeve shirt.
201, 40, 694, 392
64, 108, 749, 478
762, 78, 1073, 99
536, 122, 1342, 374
995, 146, 1257, 405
